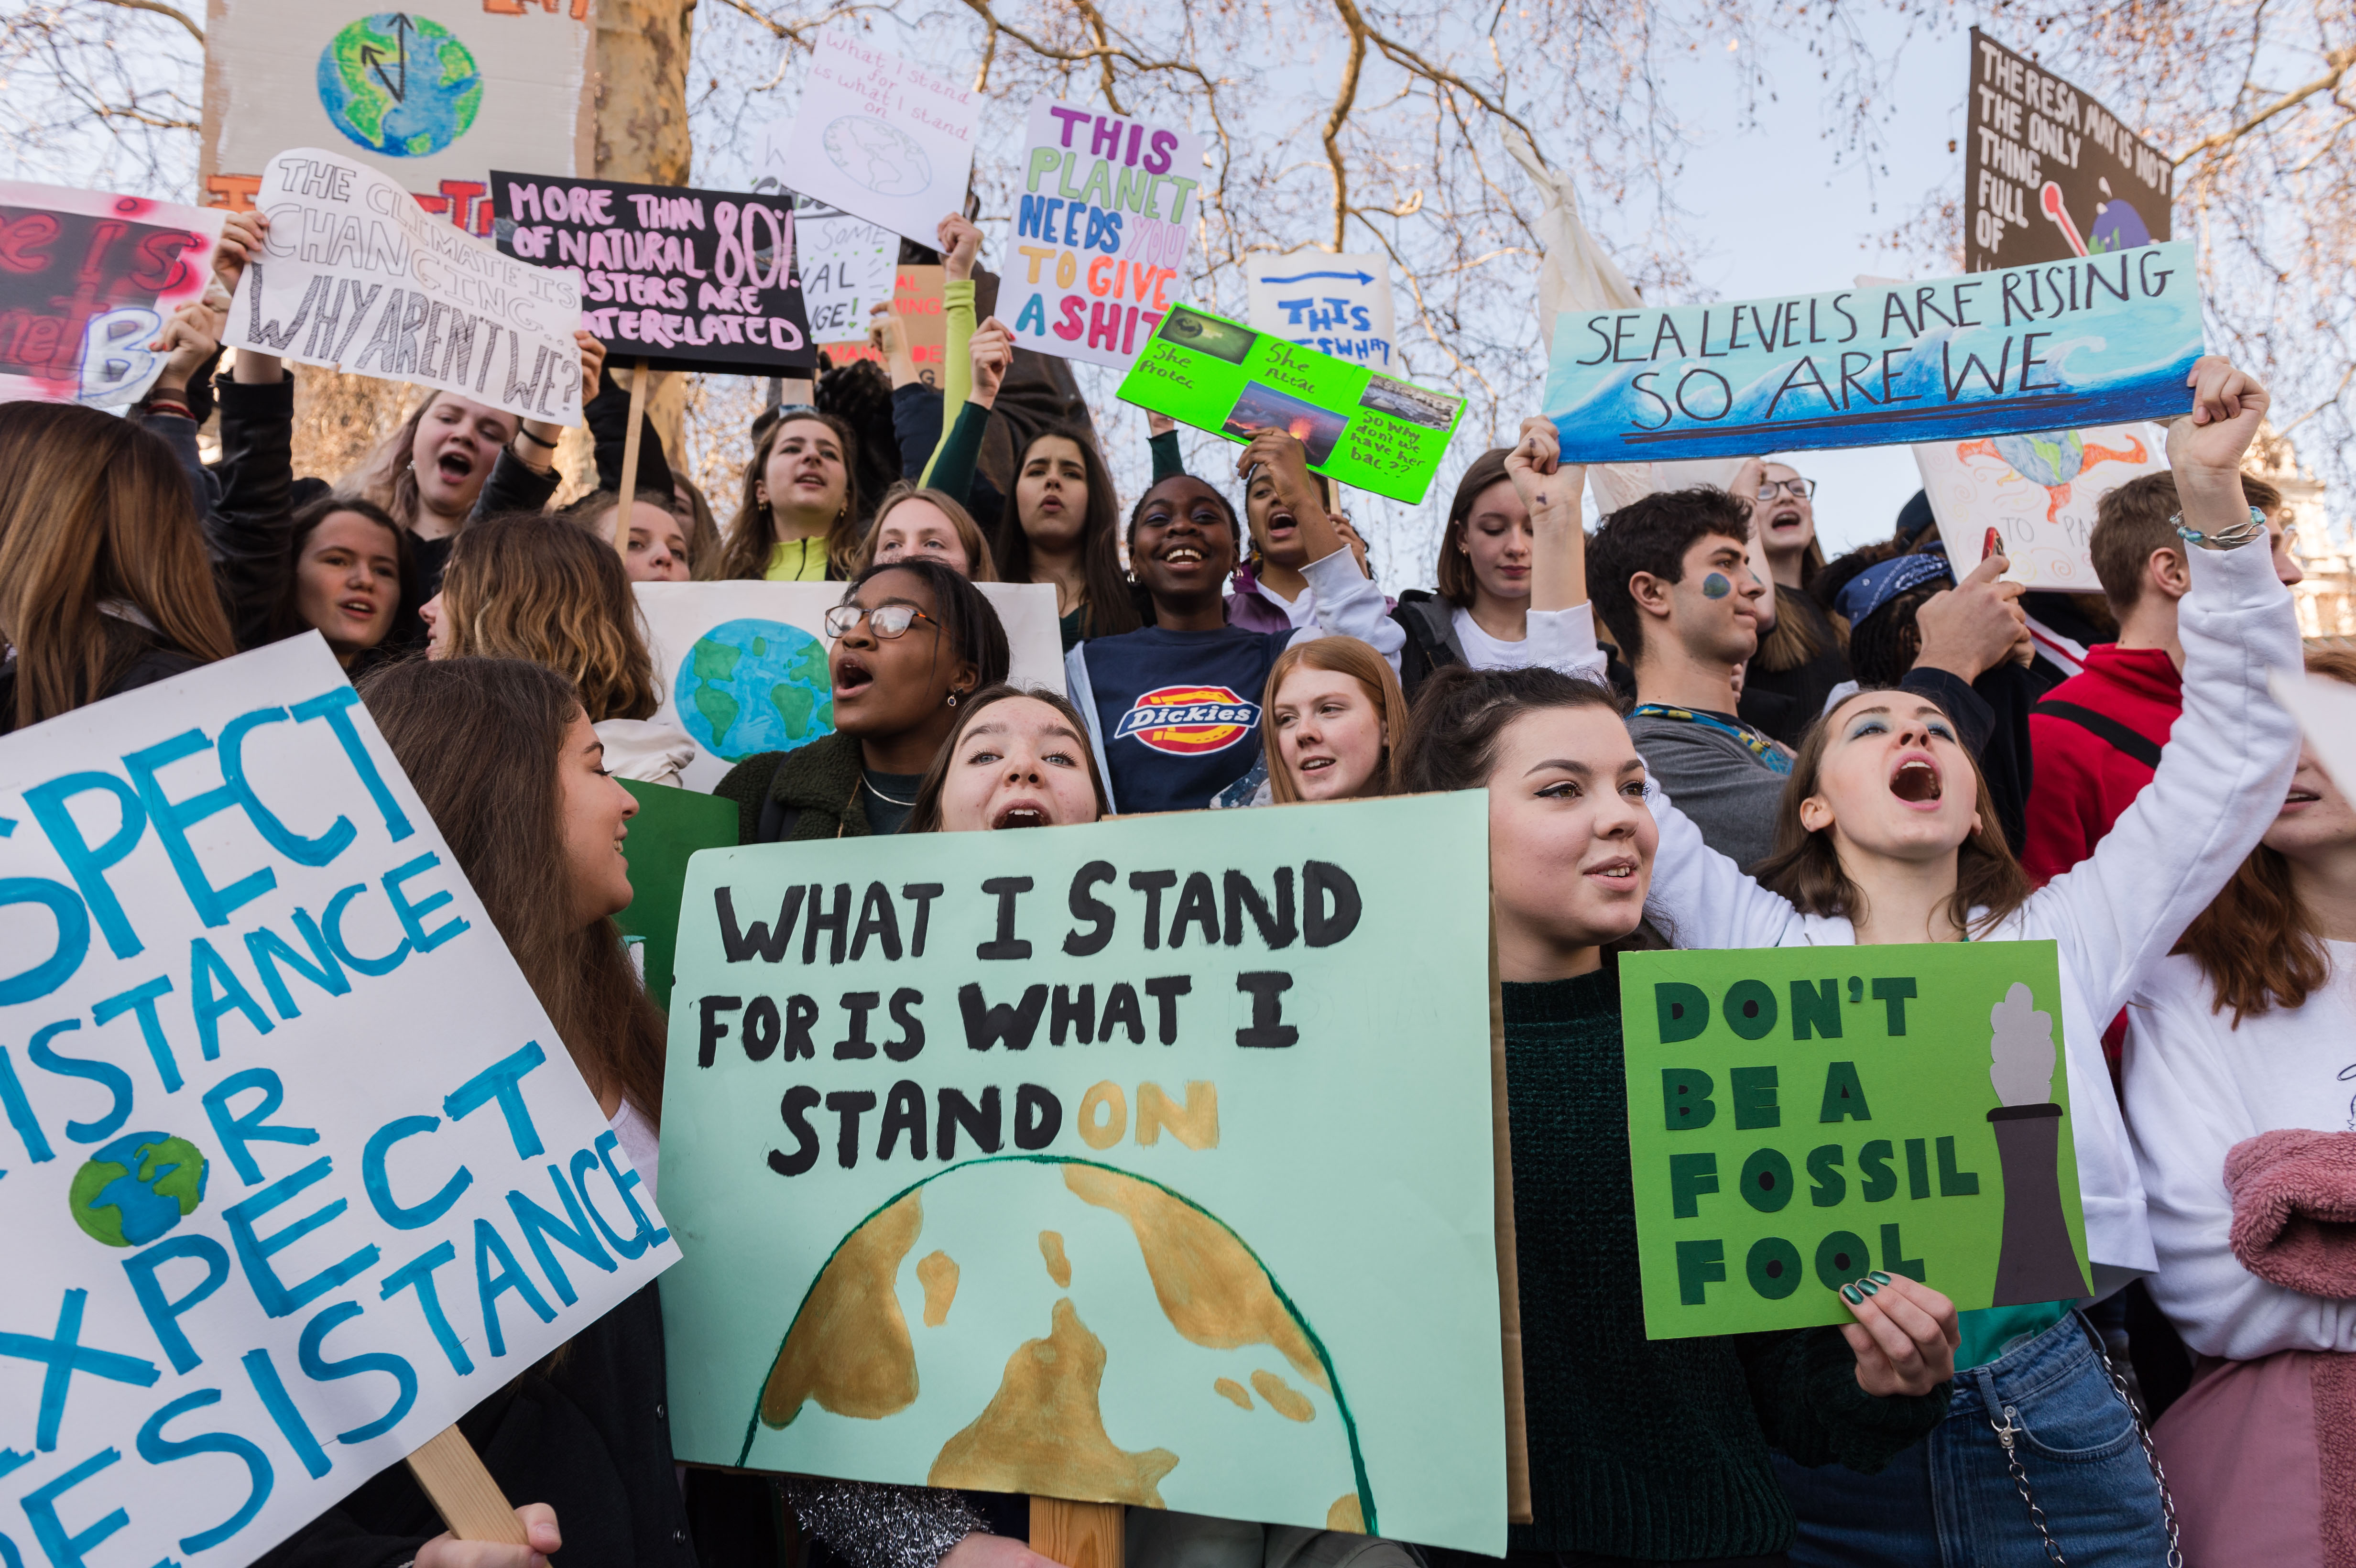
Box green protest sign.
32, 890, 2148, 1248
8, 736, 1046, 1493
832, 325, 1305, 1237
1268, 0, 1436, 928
1115, 303, 1465, 504
656, 794, 1511, 1553
1619, 943, 2090, 1339
615, 779, 738, 1011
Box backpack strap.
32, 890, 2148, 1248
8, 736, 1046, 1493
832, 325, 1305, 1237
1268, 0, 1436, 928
2034, 699, 2164, 769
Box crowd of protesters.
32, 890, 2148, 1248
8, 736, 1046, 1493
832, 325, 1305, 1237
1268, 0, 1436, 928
0, 196, 2337, 1568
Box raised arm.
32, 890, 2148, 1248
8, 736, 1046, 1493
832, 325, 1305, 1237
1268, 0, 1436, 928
1235, 429, 1407, 666
2026, 357, 2302, 1020
1506, 413, 1608, 686
1638, 775, 1809, 950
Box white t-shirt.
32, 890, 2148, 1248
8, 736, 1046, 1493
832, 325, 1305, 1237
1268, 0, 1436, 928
609, 1098, 661, 1206
1451, 603, 1607, 683
2125, 943, 2356, 1359
1452, 605, 1525, 669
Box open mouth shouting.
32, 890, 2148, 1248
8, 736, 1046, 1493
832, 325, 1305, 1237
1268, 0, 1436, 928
992, 800, 1050, 829
833, 652, 874, 701
1889, 752, 1944, 805
1762, 503, 1806, 537
435, 448, 476, 486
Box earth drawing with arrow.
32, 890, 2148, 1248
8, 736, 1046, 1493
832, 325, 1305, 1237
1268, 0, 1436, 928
318, 12, 483, 158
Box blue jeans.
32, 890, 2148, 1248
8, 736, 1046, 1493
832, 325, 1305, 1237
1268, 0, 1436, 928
1772, 1311, 2171, 1568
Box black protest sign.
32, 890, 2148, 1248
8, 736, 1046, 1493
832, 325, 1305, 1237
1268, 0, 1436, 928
1964, 30, 2172, 272
491, 172, 817, 374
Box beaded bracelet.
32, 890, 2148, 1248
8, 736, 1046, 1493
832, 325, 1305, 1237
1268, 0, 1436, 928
2170, 505, 2269, 552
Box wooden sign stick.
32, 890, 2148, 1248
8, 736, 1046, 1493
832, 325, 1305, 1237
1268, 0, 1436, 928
407, 1423, 528, 1545
1030, 1497, 1123, 1568
613, 357, 651, 555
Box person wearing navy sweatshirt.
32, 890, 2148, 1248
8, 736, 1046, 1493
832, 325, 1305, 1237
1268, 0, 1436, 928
1064, 430, 1405, 813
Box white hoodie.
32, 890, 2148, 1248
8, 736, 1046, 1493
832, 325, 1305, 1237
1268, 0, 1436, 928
1636, 535, 2303, 1291
594, 717, 698, 788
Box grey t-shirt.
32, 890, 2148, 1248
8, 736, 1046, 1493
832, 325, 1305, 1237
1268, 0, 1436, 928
1627, 711, 1790, 873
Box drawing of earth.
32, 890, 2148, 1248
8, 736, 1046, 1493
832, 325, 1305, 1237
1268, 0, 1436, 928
746, 1158, 1371, 1530
70, 1132, 208, 1247
674, 617, 833, 762
317, 13, 483, 158
822, 116, 933, 197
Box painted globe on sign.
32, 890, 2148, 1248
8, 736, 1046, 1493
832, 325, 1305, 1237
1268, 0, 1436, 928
317, 13, 484, 159
70, 1132, 208, 1247
821, 116, 933, 198
676, 618, 835, 762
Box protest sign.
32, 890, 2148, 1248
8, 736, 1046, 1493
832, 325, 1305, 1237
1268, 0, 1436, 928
1919, 422, 2166, 590
776, 32, 980, 245
1246, 251, 1397, 370
658, 792, 1508, 1552
1620, 944, 2091, 1339
819, 267, 949, 385
795, 201, 899, 348
1540, 242, 2202, 464
1001, 97, 1205, 371
615, 782, 739, 1013
1964, 29, 2172, 272
0, 181, 224, 408
1116, 304, 1465, 505
634, 581, 1065, 792
199, 0, 591, 231
491, 172, 817, 375
0, 636, 676, 1565
228, 149, 585, 425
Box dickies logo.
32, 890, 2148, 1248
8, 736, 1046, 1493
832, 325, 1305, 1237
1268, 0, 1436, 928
1113, 686, 1260, 755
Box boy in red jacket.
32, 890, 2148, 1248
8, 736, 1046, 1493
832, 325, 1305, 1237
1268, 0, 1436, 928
2023, 469, 2297, 886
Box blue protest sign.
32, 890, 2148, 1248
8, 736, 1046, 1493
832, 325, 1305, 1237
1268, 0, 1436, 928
1542, 242, 2202, 462
0, 637, 675, 1565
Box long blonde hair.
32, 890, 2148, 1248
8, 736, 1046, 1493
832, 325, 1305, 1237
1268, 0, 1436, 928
436, 514, 660, 722
1261, 636, 1408, 804
719, 410, 863, 580
0, 402, 237, 727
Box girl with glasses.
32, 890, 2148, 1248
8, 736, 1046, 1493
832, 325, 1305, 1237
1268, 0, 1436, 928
714, 560, 1012, 842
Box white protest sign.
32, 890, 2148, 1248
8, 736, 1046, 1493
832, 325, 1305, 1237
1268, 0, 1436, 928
1001, 96, 1205, 370
636, 581, 1065, 791
776, 32, 980, 246
2268, 668, 2356, 809
227, 148, 585, 425
1246, 250, 1397, 370
1918, 423, 2166, 591
794, 200, 899, 348
0, 636, 675, 1567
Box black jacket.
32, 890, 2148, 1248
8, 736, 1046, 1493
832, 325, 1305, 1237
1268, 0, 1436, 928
256, 1284, 778, 1568
1390, 589, 1465, 698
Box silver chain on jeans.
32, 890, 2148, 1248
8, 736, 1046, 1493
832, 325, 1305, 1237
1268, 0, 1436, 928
1985, 1340, 2184, 1568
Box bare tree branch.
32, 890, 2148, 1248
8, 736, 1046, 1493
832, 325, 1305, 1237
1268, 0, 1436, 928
92, 0, 200, 43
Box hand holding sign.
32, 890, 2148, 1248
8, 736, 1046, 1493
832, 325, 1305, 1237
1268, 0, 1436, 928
415, 1500, 560, 1568
971, 314, 1014, 406
1506, 414, 1588, 612
1838, 1274, 1960, 1397
2169, 354, 2270, 491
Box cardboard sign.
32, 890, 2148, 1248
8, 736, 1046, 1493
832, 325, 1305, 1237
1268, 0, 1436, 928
1920, 422, 2167, 590
633, 581, 1066, 793
1541, 243, 2202, 464
229, 149, 585, 424
658, 793, 1508, 1552
199, 0, 591, 233
1001, 97, 1204, 371
1246, 251, 1397, 370
776, 31, 980, 245
0, 182, 224, 408
1964, 29, 2172, 272
820, 266, 948, 385
795, 201, 899, 348
491, 172, 817, 374
1620, 944, 2091, 1339
1116, 304, 1465, 505
0, 637, 675, 1565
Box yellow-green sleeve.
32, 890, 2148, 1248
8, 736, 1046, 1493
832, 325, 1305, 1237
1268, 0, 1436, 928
919, 277, 979, 486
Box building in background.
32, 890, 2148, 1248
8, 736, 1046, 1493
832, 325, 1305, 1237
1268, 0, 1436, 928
2249, 426, 2352, 644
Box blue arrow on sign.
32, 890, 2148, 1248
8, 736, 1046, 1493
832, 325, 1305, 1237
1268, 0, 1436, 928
1259, 269, 1376, 286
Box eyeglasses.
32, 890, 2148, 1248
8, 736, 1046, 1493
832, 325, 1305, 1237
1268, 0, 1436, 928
824, 603, 939, 640
1755, 478, 1817, 501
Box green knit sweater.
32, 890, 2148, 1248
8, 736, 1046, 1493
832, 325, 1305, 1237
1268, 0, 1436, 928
1504, 966, 1948, 1560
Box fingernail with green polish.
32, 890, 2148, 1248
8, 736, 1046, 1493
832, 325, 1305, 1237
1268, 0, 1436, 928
1857, 1279, 1880, 1296
1840, 1284, 1864, 1305
1870, 1271, 1892, 1285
